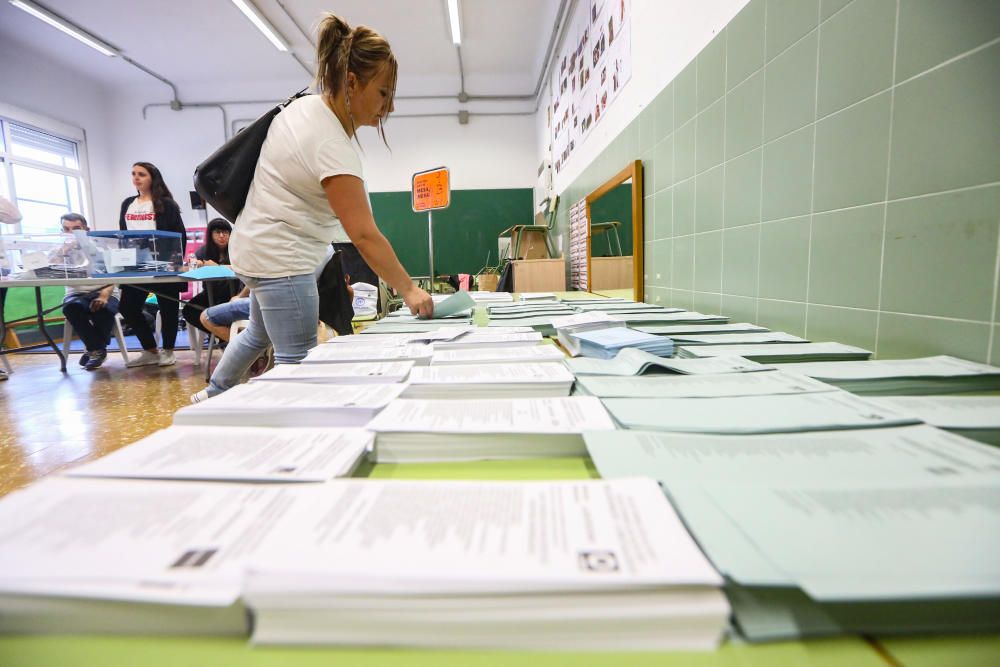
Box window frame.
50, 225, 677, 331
0, 102, 94, 236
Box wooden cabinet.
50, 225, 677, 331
590, 256, 633, 290
512, 259, 566, 292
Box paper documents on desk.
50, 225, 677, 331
602, 391, 920, 434
66, 426, 372, 482
244, 477, 728, 650
668, 331, 808, 345
607, 311, 729, 325
778, 355, 1000, 395
173, 382, 405, 427
0, 477, 310, 634
303, 343, 433, 365
631, 322, 768, 335
402, 362, 574, 399
430, 344, 564, 365
432, 331, 543, 350
419, 290, 474, 319
564, 347, 771, 376
677, 342, 871, 362
708, 478, 1000, 600
570, 326, 674, 359
592, 427, 1000, 641
251, 360, 414, 384
367, 396, 614, 462
584, 425, 1000, 487
864, 395, 1000, 446
574, 370, 836, 398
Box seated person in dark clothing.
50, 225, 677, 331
60, 213, 120, 371
182, 218, 243, 336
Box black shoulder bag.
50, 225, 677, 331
193, 88, 309, 223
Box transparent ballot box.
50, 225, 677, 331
0, 233, 92, 280
81, 230, 184, 276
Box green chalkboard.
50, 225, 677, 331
589, 184, 634, 257
370, 188, 533, 277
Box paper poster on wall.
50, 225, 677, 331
551, 0, 631, 175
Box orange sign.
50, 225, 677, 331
412, 166, 450, 212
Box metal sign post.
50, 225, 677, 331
427, 210, 434, 294
411, 166, 450, 293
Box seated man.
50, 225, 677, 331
199, 287, 250, 343
60, 213, 120, 371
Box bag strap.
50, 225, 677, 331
281, 88, 310, 109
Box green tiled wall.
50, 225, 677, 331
555, 0, 1000, 362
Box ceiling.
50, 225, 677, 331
0, 0, 563, 103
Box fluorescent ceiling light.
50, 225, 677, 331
231, 0, 289, 52
447, 0, 462, 45
9, 0, 118, 57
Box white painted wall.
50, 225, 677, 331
0, 36, 117, 230
537, 0, 749, 194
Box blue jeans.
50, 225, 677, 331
207, 273, 318, 396
203, 298, 251, 328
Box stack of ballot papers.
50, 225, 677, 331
173, 382, 405, 427
668, 331, 808, 345
243, 478, 730, 650
518, 292, 558, 301
401, 363, 575, 399
467, 291, 512, 303
251, 361, 414, 384
431, 331, 543, 350
430, 345, 565, 365
0, 478, 309, 635
570, 327, 674, 359
551, 311, 624, 356
572, 302, 682, 314
778, 355, 1000, 395
360, 319, 472, 334
582, 426, 1000, 640
677, 342, 872, 362
67, 427, 373, 482
487, 303, 577, 318
864, 396, 1000, 446
602, 391, 921, 434
608, 311, 729, 325
565, 348, 772, 376
366, 396, 616, 462
631, 322, 768, 336
302, 343, 433, 365
575, 370, 836, 398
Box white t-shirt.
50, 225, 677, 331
124, 199, 156, 231
229, 95, 364, 278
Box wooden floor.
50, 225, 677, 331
0, 350, 209, 498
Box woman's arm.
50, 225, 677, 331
323, 175, 432, 317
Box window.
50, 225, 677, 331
0, 117, 88, 235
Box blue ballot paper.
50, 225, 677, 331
178, 265, 237, 280
570, 327, 674, 359
419, 290, 475, 320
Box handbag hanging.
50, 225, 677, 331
193, 88, 309, 223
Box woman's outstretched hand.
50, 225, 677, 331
403, 285, 434, 319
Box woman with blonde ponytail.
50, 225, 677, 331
197, 12, 432, 401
